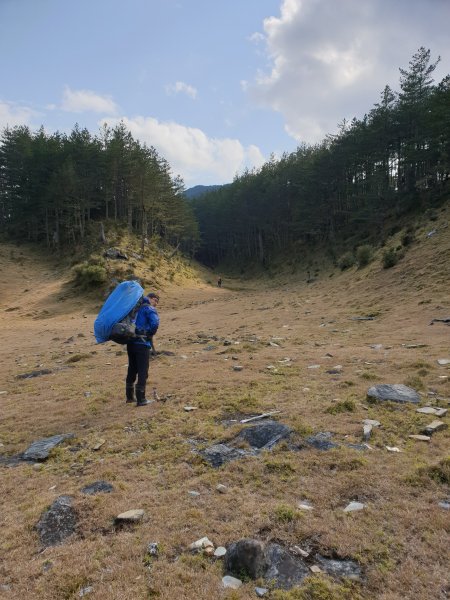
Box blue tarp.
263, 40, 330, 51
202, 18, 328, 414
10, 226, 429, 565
94, 280, 144, 343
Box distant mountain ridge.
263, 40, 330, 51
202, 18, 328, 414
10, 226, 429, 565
184, 184, 222, 199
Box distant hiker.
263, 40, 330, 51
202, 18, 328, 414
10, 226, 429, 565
217, 277, 222, 288
125, 292, 160, 406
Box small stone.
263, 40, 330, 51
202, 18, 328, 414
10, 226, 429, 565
189, 536, 214, 550
204, 545, 215, 555
0, 391, 7, 395
184, 406, 198, 411
81, 481, 113, 495
233, 365, 243, 371
255, 587, 269, 597
310, 565, 323, 573
79, 586, 94, 597
438, 500, 450, 510
222, 575, 242, 589
115, 509, 144, 523
297, 502, 313, 511
386, 446, 402, 452
422, 420, 447, 436
408, 435, 431, 442
291, 545, 309, 558
188, 490, 200, 497
343, 501, 365, 512
146, 542, 159, 556
91, 439, 105, 451
214, 546, 227, 557
308, 364, 321, 369
363, 419, 381, 427
437, 359, 450, 365
216, 484, 228, 494
269, 341, 280, 347
363, 424, 372, 441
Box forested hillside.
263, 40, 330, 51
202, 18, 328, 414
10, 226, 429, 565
192, 48, 450, 267
0, 122, 199, 255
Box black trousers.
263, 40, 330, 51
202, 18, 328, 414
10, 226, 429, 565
126, 343, 150, 387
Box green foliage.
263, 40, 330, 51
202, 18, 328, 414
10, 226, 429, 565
355, 244, 373, 267
272, 577, 363, 599
338, 252, 356, 271
382, 248, 401, 269
72, 262, 108, 287
325, 399, 356, 414
273, 504, 299, 523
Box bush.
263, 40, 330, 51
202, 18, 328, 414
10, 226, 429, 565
382, 248, 400, 269
338, 251, 356, 270
73, 262, 107, 287
356, 244, 373, 267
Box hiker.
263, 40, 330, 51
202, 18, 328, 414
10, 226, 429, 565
125, 292, 160, 406
217, 277, 222, 288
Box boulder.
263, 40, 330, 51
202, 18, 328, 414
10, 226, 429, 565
36, 496, 77, 547
367, 384, 420, 404
23, 434, 74, 461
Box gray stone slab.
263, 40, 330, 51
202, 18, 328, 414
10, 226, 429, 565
23, 434, 74, 461
367, 384, 420, 404
36, 496, 77, 547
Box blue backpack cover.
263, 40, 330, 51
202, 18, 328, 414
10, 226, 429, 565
94, 280, 144, 343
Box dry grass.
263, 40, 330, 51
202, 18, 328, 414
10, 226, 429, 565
0, 206, 449, 599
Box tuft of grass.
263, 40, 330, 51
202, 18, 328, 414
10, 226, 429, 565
272, 576, 363, 599
273, 504, 300, 523
66, 353, 91, 363
325, 399, 356, 414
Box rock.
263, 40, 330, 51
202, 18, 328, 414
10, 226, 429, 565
437, 359, 450, 366
264, 543, 310, 589
255, 587, 269, 597
297, 502, 313, 511
233, 365, 244, 371
200, 443, 244, 468
422, 420, 447, 436
307, 364, 321, 369
189, 537, 214, 550
235, 420, 291, 449
408, 435, 431, 442
363, 419, 381, 427
188, 490, 200, 497
305, 432, 339, 451
216, 484, 228, 494
386, 446, 402, 452
214, 546, 227, 557
146, 542, 159, 556
184, 406, 198, 411
315, 555, 362, 580
343, 502, 365, 512
363, 424, 372, 441
78, 586, 94, 597
81, 481, 114, 495
91, 439, 105, 451
224, 539, 269, 579
16, 369, 53, 380
104, 247, 128, 260
115, 509, 145, 523
222, 576, 242, 589
310, 565, 323, 573
36, 496, 77, 547
417, 407, 447, 416
438, 499, 450, 510
23, 434, 74, 461
290, 546, 309, 558
367, 384, 420, 404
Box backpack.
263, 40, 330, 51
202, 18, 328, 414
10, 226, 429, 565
94, 280, 145, 344
109, 297, 144, 344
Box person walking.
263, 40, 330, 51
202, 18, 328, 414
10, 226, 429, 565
217, 277, 222, 288
125, 292, 160, 406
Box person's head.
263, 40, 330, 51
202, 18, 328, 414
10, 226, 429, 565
147, 292, 159, 307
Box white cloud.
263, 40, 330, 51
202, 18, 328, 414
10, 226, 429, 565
249, 0, 450, 143
165, 81, 198, 99
61, 86, 118, 114
99, 116, 265, 186
0, 101, 37, 129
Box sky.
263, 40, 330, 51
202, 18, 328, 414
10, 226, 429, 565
1, 0, 449, 188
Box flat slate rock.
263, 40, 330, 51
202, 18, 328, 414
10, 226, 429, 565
81, 481, 114, 495
305, 432, 339, 451
200, 443, 246, 468
367, 384, 420, 404
315, 555, 361, 580
235, 420, 291, 449
16, 369, 53, 380
36, 495, 77, 547
23, 434, 74, 461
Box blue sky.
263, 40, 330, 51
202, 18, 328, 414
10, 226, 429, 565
1, 0, 449, 187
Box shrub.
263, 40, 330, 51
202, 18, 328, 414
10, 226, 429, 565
382, 248, 399, 269
356, 244, 373, 267
338, 252, 356, 270
326, 399, 356, 414
73, 262, 107, 287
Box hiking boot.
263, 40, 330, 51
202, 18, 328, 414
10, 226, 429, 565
126, 385, 136, 404
136, 385, 151, 407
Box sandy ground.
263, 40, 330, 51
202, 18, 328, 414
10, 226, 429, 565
0, 210, 449, 599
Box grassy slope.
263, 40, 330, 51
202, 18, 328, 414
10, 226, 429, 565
0, 205, 448, 600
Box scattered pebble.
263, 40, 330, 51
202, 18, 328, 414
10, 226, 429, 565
297, 502, 314, 511
310, 565, 323, 573
214, 546, 227, 557
115, 509, 145, 523
255, 587, 269, 597
91, 439, 105, 451
437, 359, 450, 365
307, 364, 321, 369
188, 490, 200, 497
233, 365, 243, 371
409, 435, 431, 442
184, 406, 198, 411
290, 545, 309, 558
216, 484, 228, 494
343, 502, 365, 512
189, 537, 214, 550
79, 586, 94, 597
222, 575, 242, 589
386, 446, 402, 452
